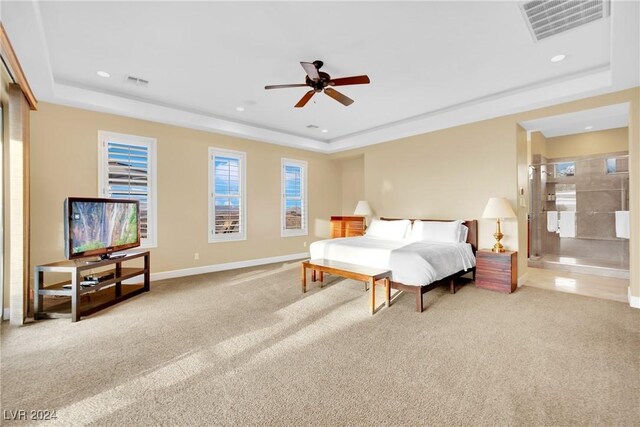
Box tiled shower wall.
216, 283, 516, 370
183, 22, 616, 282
529, 152, 629, 266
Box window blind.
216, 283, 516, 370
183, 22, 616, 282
210, 149, 246, 241
105, 141, 150, 239
282, 159, 307, 236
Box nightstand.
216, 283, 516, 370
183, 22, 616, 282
330, 216, 365, 238
475, 250, 517, 293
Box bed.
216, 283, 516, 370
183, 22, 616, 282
309, 218, 478, 312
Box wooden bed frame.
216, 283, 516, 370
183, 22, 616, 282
380, 218, 478, 313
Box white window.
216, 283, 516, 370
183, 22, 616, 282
209, 148, 246, 242
98, 131, 157, 248
281, 158, 307, 237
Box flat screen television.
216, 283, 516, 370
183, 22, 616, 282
64, 197, 140, 260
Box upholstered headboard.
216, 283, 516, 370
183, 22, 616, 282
379, 217, 478, 254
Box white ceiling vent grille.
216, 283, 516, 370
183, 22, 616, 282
520, 0, 610, 41
125, 75, 149, 86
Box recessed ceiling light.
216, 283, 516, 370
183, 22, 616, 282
584, 125, 594, 130
321, 129, 328, 133
97, 71, 110, 78
235, 106, 245, 112
550, 54, 566, 63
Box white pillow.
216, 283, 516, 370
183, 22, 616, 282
409, 220, 462, 243
365, 219, 411, 240
407, 220, 424, 242
459, 224, 469, 243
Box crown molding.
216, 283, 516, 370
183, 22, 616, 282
52, 82, 329, 153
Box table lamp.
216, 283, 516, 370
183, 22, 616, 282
353, 200, 373, 229
482, 197, 516, 253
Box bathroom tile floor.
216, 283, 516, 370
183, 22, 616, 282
528, 254, 629, 279
523, 267, 629, 303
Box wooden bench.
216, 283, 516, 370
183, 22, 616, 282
301, 259, 391, 315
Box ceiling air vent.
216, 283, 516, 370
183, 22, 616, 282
306, 124, 319, 129
125, 75, 149, 86
520, 0, 610, 42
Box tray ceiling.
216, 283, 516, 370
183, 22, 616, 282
2, 1, 638, 152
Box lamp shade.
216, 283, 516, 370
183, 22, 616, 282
482, 197, 516, 219
354, 200, 373, 216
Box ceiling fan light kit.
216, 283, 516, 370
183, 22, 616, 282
265, 60, 370, 108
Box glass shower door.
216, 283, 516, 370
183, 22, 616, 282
528, 154, 629, 278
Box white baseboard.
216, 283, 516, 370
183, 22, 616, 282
0, 254, 308, 317
628, 287, 640, 309
517, 272, 529, 287
150, 252, 309, 282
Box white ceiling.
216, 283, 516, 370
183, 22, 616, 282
519, 103, 629, 137
2, 1, 639, 153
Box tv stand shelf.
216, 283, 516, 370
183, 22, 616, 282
34, 251, 150, 322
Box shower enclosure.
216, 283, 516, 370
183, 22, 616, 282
528, 151, 629, 278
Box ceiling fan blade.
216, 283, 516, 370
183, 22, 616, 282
294, 90, 316, 108
265, 83, 308, 90
300, 62, 320, 81
324, 87, 354, 106
329, 75, 370, 86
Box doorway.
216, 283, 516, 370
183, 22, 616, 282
528, 151, 629, 278
520, 104, 630, 290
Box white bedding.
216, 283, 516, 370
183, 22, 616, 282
309, 236, 476, 286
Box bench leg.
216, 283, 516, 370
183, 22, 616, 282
369, 277, 376, 315
385, 278, 391, 307
319, 271, 324, 284
301, 264, 307, 293
311, 269, 316, 282
416, 290, 423, 313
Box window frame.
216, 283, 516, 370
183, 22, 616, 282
98, 130, 157, 249
208, 147, 247, 243
281, 158, 308, 237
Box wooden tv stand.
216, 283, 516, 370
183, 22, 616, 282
34, 251, 150, 322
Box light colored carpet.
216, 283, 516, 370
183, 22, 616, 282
1, 261, 639, 426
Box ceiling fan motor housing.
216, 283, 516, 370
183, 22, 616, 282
306, 71, 331, 91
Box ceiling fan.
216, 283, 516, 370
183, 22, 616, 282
265, 60, 370, 108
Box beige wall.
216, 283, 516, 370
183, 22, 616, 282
516, 124, 529, 280
545, 127, 628, 159
340, 155, 364, 215
26, 87, 640, 308
530, 131, 547, 158
628, 92, 639, 306
334, 87, 639, 302
29, 103, 341, 276
360, 117, 520, 252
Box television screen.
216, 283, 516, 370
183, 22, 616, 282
65, 197, 140, 259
